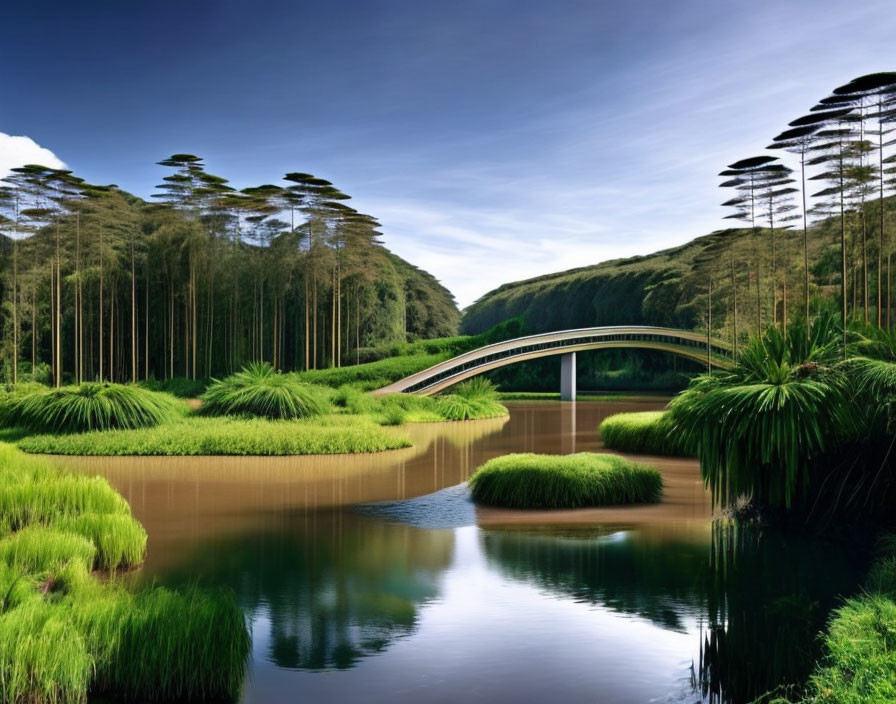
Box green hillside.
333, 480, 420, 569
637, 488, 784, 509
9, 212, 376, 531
460, 204, 882, 342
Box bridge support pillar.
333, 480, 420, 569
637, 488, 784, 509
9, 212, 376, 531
560, 352, 576, 402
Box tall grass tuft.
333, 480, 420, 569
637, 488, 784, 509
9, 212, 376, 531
73, 584, 251, 702
4, 383, 182, 433
437, 378, 508, 421
0, 599, 92, 704
201, 362, 329, 419
56, 514, 147, 570
469, 452, 663, 509
0, 475, 130, 535
0, 441, 252, 702
0, 526, 97, 574
600, 411, 690, 456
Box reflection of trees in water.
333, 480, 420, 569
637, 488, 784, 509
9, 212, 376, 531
697, 522, 872, 704
156, 511, 454, 670
482, 523, 872, 704
481, 526, 708, 631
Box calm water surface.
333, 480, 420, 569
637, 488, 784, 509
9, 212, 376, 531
58, 401, 872, 704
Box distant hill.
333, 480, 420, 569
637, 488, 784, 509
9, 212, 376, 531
460, 205, 869, 340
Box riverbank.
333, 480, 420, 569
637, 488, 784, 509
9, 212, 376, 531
0, 442, 250, 702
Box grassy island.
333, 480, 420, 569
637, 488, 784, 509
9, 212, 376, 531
469, 452, 663, 509
599, 411, 690, 456
15, 415, 411, 456
0, 442, 249, 702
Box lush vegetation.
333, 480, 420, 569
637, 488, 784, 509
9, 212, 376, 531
1, 382, 182, 433
435, 378, 507, 421
0, 443, 250, 702
17, 415, 411, 456
469, 452, 662, 509
297, 352, 450, 390
781, 537, 896, 704
0, 157, 459, 388
201, 362, 328, 419
599, 411, 689, 456
660, 315, 896, 518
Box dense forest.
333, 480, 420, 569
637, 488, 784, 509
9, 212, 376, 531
0, 156, 459, 384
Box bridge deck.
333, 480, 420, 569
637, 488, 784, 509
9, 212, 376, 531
373, 326, 733, 397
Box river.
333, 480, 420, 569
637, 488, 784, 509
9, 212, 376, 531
56, 401, 872, 704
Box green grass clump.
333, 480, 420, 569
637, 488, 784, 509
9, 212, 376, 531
0, 474, 130, 535
3, 383, 183, 433
297, 353, 450, 389
73, 584, 250, 702
0, 526, 97, 574
17, 415, 410, 456
599, 411, 690, 456
201, 362, 329, 419
437, 378, 508, 421
0, 442, 251, 703
56, 514, 146, 570
804, 595, 896, 703
469, 452, 663, 509
0, 599, 93, 704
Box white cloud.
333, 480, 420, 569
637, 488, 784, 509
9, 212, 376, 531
0, 134, 65, 182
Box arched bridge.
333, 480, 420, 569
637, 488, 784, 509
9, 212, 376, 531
373, 326, 733, 401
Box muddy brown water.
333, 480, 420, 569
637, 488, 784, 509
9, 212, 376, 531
55, 401, 871, 704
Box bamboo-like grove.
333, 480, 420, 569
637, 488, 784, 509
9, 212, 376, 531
0, 155, 459, 385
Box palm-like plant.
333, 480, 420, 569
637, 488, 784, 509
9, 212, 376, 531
669, 316, 854, 509
200, 362, 328, 419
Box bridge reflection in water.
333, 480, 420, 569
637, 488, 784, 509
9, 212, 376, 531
374, 326, 733, 400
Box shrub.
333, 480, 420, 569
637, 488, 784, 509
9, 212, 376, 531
469, 452, 663, 509
4, 383, 182, 433
600, 411, 690, 456
201, 362, 329, 419
17, 416, 411, 456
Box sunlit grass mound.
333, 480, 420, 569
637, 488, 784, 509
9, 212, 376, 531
469, 452, 663, 509
201, 362, 329, 419
3, 383, 182, 433
600, 411, 690, 456
437, 378, 508, 421
17, 415, 410, 456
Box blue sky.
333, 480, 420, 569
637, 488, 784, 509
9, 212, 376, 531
2, 0, 894, 307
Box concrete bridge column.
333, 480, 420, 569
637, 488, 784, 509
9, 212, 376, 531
560, 352, 576, 402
